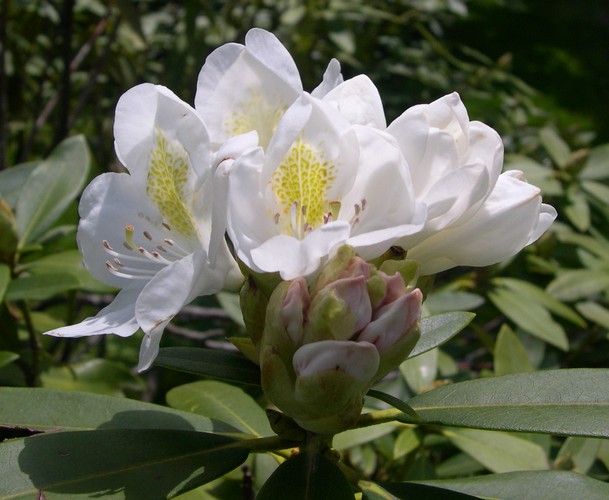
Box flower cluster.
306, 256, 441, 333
47, 29, 555, 430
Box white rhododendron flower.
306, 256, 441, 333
195, 28, 343, 150
46, 84, 241, 371
222, 93, 426, 280
386, 92, 557, 274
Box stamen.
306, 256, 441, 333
162, 222, 171, 231
361, 198, 367, 211
274, 213, 280, 224
354, 203, 361, 216
143, 231, 153, 241
113, 258, 124, 267
105, 260, 157, 280
103, 240, 113, 251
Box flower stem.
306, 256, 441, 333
355, 408, 404, 428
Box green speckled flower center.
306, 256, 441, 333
146, 129, 198, 240
270, 139, 338, 239
224, 89, 286, 149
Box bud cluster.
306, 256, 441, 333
241, 246, 422, 434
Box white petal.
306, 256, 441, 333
114, 84, 210, 183
249, 222, 352, 279
311, 58, 344, 98
293, 340, 379, 381
322, 75, 386, 128
135, 250, 227, 371
45, 285, 142, 338
195, 29, 302, 148
408, 172, 556, 274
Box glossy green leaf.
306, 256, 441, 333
555, 437, 602, 473
408, 471, 609, 500
408, 312, 475, 358
0, 429, 248, 499
166, 381, 272, 437
401, 348, 438, 393
256, 451, 353, 500
564, 186, 590, 232
435, 453, 485, 478
0, 263, 9, 302
493, 277, 585, 327
5, 271, 82, 301
0, 387, 235, 433
576, 301, 609, 329
359, 480, 398, 500
0, 351, 19, 368
581, 143, 609, 180
423, 291, 484, 314
393, 428, 421, 459
547, 269, 609, 302
0, 161, 39, 208
216, 291, 245, 328
367, 389, 420, 422
40, 359, 144, 396
504, 154, 563, 195
0, 196, 18, 260
554, 228, 609, 261
333, 422, 398, 451
382, 482, 478, 499
16, 135, 90, 246
494, 325, 533, 376
489, 287, 568, 350
155, 347, 261, 386
443, 428, 548, 473
540, 127, 571, 168
409, 369, 609, 437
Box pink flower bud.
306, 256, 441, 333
358, 288, 422, 353
280, 277, 310, 345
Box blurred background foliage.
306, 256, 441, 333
1, 0, 609, 493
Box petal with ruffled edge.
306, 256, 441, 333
195, 28, 302, 149
408, 171, 558, 274
135, 249, 228, 371
322, 75, 386, 129
45, 285, 142, 339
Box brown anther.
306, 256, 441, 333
157, 245, 167, 253
113, 258, 124, 267
105, 261, 117, 271
274, 213, 280, 224
103, 240, 113, 251
138, 247, 146, 254
162, 222, 171, 230
163, 239, 174, 246
143, 231, 153, 241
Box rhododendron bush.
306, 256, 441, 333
2, 10, 609, 500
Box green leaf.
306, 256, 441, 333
5, 271, 82, 301
408, 312, 475, 358
493, 277, 585, 327
424, 291, 485, 314
166, 380, 272, 437
333, 422, 398, 451
216, 291, 245, 328
564, 186, 590, 232
393, 428, 421, 460
405, 471, 609, 500
0, 387, 235, 433
582, 180, 609, 206
504, 154, 563, 196
581, 143, 609, 180
382, 481, 478, 499
155, 347, 261, 386
488, 287, 568, 350
494, 325, 533, 376
576, 301, 609, 329
0, 196, 18, 260
0, 430, 248, 499
0, 351, 19, 368
547, 269, 609, 302
556, 437, 602, 473
540, 127, 571, 168
0, 161, 39, 208
366, 389, 420, 422
359, 480, 400, 500
409, 369, 609, 437
256, 451, 353, 500
443, 428, 548, 473
40, 359, 144, 396
16, 135, 90, 246
401, 348, 438, 393
0, 263, 9, 302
